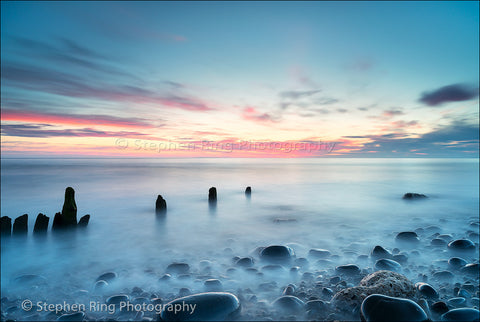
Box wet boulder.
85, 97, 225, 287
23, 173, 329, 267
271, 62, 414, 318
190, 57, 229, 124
260, 245, 295, 263
166, 262, 190, 275
360, 294, 428, 322
448, 239, 475, 252
370, 245, 392, 260
272, 295, 305, 314
396, 231, 420, 243
374, 259, 402, 272
441, 308, 480, 321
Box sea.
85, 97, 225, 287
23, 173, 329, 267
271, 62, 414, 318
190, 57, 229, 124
1, 157, 478, 315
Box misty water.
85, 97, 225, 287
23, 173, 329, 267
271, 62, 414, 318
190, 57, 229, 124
1, 158, 479, 320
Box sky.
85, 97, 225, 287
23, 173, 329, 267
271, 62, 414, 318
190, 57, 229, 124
1, 1, 479, 158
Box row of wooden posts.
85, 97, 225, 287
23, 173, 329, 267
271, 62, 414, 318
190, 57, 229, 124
155, 186, 252, 213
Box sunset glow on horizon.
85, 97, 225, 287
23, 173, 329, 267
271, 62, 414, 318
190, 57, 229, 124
1, 1, 479, 158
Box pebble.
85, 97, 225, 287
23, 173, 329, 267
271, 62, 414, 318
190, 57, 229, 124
448, 239, 475, 252
282, 285, 295, 296
448, 257, 468, 269
335, 264, 361, 276
106, 294, 129, 306
392, 254, 408, 264
160, 292, 240, 321
96, 272, 117, 283
260, 245, 295, 263
204, 279, 223, 291
94, 280, 108, 290
305, 299, 326, 312
271, 295, 305, 313
371, 245, 392, 260
461, 263, 480, 275
396, 231, 420, 243
415, 282, 439, 299
375, 259, 402, 272
166, 262, 190, 274
447, 297, 467, 308
158, 273, 172, 282
360, 294, 428, 321
308, 248, 331, 258
431, 301, 449, 315
235, 257, 254, 268
14, 274, 47, 286
441, 308, 480, 321
431, 238, 447, 247
433, 270, 454, 280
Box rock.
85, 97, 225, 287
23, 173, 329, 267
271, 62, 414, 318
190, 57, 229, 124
155, 195, 167, 214
448, 257, 468, 270
431, 238, 447, 247
158, 274, 171, 282
360, 294, 428, 322
208, 187, 217, 202
415, 282, 438, 299
179, 288, 192, 297
441, 308, 480, 321
308, 248, 331, 258
305, 299, 326, 312
392, 254, 408, 264
52, 212, 64, 230
431, 301, 449, 315
402, 193, 427, 200
204, 279, 223, 291
160, 292, 240, 321
272, 295, 305, 313
460, 263, 479, 275
332, 271, 415, 311
94, 280, 108, 290
235, 257, 254, 268
96, 272, 117, 283
371, 245, 392, 260
433, 270, 454, 280
396, 231, 420, 243
166, 262, 190, 275
61, 187, 77, 226
106, 294, 129, 306
447, 297, 466, 308
260, 245, 295, 263
375, 259, 402, 272
448, 239, 475, 252
33, 213, 49, 233
335, 264, 361, 276
245, 186, 251, 196
78, 215, 90, 227
282, 285, 295, 296
57, 312, 85, 321
14, 274, 47, 286
12, 214, 28, 235
0, 216, 12, 236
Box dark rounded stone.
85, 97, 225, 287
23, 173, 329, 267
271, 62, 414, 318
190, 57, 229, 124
235, 257, 254, 268
360, 294, 428, 322
179, 288, 191, 297
371, 246, 392, 260
402, 193, 427, 200
392, 254, 408, 264
160, 292, 240, 321
375, 259, 402, 272
204, 279, 223, 291
415, 282, 439, 299
431, 301, 449, 315
260, 245, 295, 263
166, 262, 190, 274
78, 214, 90, 227
159, 273, 172, 282
96, 272, 117, 283
448, 239, 475, 252
433, 270, 454, 280
294, 257, 309, 268
57, 312, 85, 321
447, 297, 466, 308
272, 295, 305, 313
431, 238, 447, 247
106, 294, 129, 306
441, 308, 480, 321
460, 263, 479, 275
94, 280, 108, 290
14, 274, 47, 286
396, 231, 420, 243
448, 257, 468, 270
282, 285, 295, 296
335, 264, 361, 276
308, 248, 331, 258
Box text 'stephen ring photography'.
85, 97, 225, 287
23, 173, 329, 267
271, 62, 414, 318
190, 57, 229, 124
0, 1, 479, 322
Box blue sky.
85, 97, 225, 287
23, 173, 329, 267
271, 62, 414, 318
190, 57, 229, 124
1, 1, 479, 157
